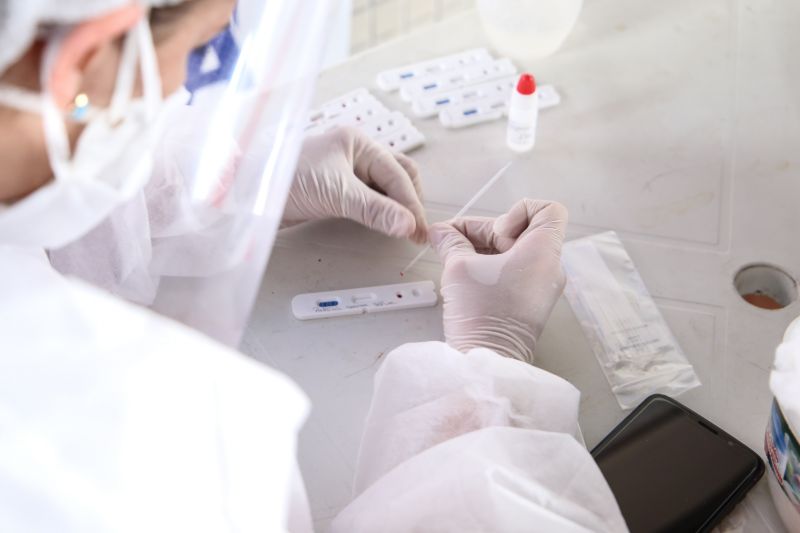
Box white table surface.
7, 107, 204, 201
241, 2, 800, 531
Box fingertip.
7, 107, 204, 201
493, 199, 529, 238
412, 221, 429, 245
548, 200, 569, 225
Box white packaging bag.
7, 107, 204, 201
561, 231, 701, 409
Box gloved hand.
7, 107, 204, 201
282, 127, 428, 243
429, 199, 568, 364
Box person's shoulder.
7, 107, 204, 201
0, 244, 306, 406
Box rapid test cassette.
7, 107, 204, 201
399, 58, 517, 102
304, 88, 425, 153
411, 76, 519, 118
412, 76, 560, 118
292, 281, 438, 320
438, 84, 561, 128
376, 48, 493, 91
376, 49, 561, 130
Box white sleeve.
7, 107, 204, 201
0, 247, 311, 532
332, 341, 629, 533
47, 191, 160, 304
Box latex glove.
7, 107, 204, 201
429, 199, 568, 364
282, 127, 428, 243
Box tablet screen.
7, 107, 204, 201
592, 397, 762, 533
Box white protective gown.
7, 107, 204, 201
0, 245, 628, 532
45, 95, 236, 306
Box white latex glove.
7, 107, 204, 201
429, 198, 568, 363
282, 127, 428, 243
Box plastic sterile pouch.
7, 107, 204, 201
561, 231, 701, 409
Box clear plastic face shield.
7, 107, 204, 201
142, 0, 334, 344
0, 0, 334, 346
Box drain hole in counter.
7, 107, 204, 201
734, 264, 797, 310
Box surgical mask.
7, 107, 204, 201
0, 15, 184, 249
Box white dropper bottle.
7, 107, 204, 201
506, 73, 538, 152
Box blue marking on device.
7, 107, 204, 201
399, 72, 413, 79
423, 83, 437, 90
463, 109, 478, 116
318, 300, 339, 308
435, 98, 450, 105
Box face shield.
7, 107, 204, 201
142, 0, 334, 345
0, 0, 334, 347
0, 0, 332, 345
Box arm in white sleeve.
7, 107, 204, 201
0, 247, 312, 532
332, 341, 629, 533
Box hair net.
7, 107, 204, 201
0, 0, 183, 74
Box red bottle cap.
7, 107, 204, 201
516, 73, 536, 95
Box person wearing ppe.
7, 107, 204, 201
0, 1, 628, 532
0, 0, 428, 342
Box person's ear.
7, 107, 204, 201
48, 3, 143, 108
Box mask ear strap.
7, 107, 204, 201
39, 24, 135, 182
35, 15, 163, 182
0, 84, 43, 115
108, 14, 162, 123
108, 23, 139, 123
40, 28, 73, 183
135, 14, 164, 120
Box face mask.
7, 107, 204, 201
0, 16, 185, 249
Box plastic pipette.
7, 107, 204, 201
400, 161, 513, 276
